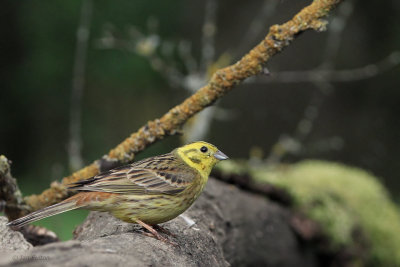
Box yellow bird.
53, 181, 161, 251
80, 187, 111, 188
7, 141, 228, 243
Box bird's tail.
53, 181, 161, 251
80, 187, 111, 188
6, 199, 81, 229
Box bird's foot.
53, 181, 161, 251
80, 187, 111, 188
153, 224, 176, 237
136, 220, 178, 247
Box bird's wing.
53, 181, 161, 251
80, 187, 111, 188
67, 153, 197, 195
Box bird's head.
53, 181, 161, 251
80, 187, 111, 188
176, 141, 229, 177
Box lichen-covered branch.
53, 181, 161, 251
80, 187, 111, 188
22, 0, 342, 212
0, 155, 30, 219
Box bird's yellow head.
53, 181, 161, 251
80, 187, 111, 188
176, 141, 229, 177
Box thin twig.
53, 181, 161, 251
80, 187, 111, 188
319, 0, 354, 69
183, 0, 220, 143
68, 0, 93, 171
235, 0, 278, 57
266, 0, 354, 164
19, 0, 343, 213
200, 0, 218, 72
257, 51, 400, 84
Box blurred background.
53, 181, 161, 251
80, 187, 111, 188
1, 0, 399, 240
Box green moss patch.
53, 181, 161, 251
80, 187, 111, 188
216, 160, 400, 266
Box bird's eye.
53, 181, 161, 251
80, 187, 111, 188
200, 146, 208, 153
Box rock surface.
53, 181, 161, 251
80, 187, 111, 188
0, 178, 317, 266
0, 217, 32, 252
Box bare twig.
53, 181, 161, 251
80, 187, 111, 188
96, 20, 187, 88
183, 0, 219, 143
68, 0, 93, 171
319, 0, 354, 69
235, 0, 278, 57
266, 1, 354, 164
177, 40, 198, 75
264, 1, 399, 164
256, 51, 400, 84
18, 0, 343, 213
200, 0, 218, 72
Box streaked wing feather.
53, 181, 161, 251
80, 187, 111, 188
68, 153, 197, 195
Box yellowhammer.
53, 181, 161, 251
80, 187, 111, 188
7, 141, 228, 243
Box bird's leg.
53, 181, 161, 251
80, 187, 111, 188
135, 219, 178, 246
153, 224, 176, 237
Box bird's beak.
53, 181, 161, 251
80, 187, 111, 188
214, 150, 229, 160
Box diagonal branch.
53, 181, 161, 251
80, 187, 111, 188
20, 0, 343, 213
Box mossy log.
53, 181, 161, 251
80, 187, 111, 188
216, 160, 400, 266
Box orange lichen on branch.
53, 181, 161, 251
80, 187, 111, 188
22, 0, 342, 212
